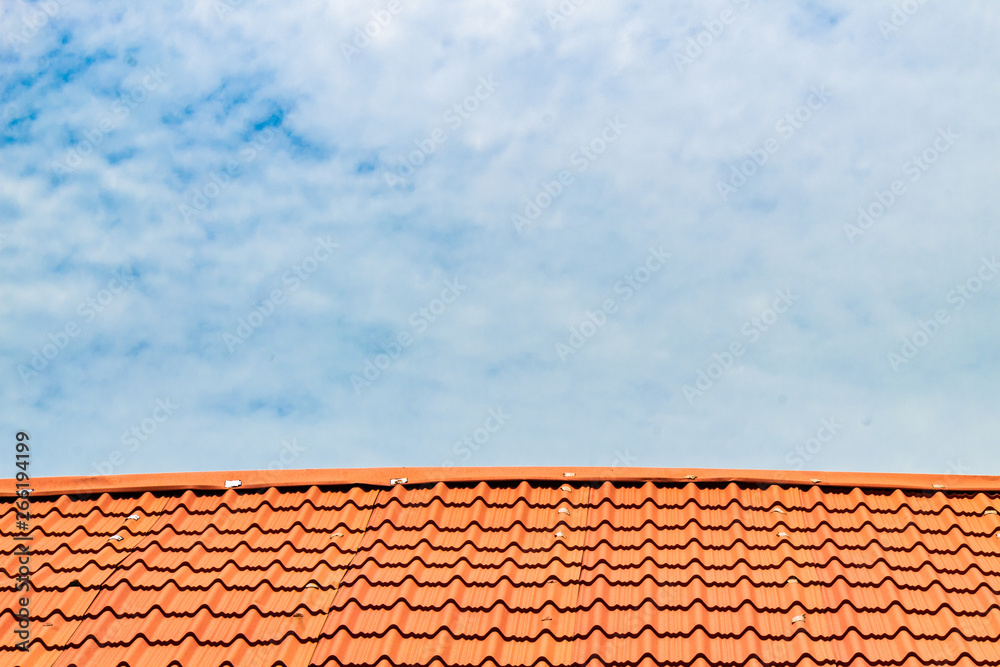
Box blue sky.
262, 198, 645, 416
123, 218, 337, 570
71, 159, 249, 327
2, 0, 999, 478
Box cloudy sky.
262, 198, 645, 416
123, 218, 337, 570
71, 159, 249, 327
2, 0, 999, 479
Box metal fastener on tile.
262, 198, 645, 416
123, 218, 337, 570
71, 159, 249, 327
563, 472, 575, 477
684, 475, 697, 480
558, 508, 570, 515
932, 484, 945, 489
333, 532, 344, 537
390, 477, 407, 485
560, 485, 572, 492
225, 480, 242, 488
786, 577, 798, 584
777, 532, 789, 537
126, 514, 140, 521
770, 507, 785, 513
554, 531, 566, 539
809, 478, 821, 484
108, 535, 123, 542
984, 509, 998, 515
792, 614, 805, 623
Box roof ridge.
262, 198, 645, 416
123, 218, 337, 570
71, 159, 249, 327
5, 467, 1000, 498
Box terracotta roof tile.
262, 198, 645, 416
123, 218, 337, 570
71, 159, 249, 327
3, 467, 1000, 665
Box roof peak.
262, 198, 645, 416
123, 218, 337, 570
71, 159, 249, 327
4, 466, 998, 498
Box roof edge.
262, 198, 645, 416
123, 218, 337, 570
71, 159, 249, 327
3, 466, 999, 497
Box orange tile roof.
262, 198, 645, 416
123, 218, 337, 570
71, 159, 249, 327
3, 467, 1000, 666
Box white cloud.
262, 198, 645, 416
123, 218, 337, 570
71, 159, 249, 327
2, 0, 999, 477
